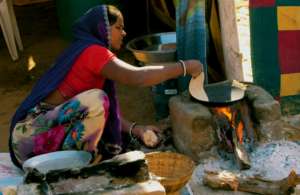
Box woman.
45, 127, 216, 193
9, 5, 203, 168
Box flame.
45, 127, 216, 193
236, 121, 243, 144
214, 106, 244, 144
27, 55, 36, 71
214, 107, 233, 121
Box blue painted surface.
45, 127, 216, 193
176, 0, 207, 92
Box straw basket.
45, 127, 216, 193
145, 151, 195, 195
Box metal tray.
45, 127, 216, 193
23, 150, 92, 174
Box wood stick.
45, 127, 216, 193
232, 131, 251, 170
203, 170, 298, 195
240, 100, 256, 149
217, 0, 243, 81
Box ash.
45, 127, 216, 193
194, 140, 300, 182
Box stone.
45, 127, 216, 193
169, 95, 216, 163
100, 180, 166, 195
242, 84, 300, 144
17, 178, 166, 195
245, 85, 281, 123
17, 183, 43, 195
20, 151, 155, 194
52, 178, 165, 195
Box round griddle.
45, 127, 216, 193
189, 73, 246, 104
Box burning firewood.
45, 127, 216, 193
232, 131, 251, 170
239, 101, 256, 150
212, 103, 252, 170
203, 169, 299, 195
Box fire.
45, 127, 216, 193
236, 120, 244, 144
214, 107, 233, 121
213, 106, 244, 144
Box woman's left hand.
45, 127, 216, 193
132, 125, 161, 148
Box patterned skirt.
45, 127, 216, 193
11, 89, 115, 165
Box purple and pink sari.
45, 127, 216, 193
9, 5, 122, 168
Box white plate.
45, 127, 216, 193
23, 151, 92, 174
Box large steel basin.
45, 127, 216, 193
126, 32, 176, 64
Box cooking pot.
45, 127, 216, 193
189, 72, 246, 105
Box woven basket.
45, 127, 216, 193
145, 151, 195, 195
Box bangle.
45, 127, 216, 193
178, 60, 187, 77
129, 122, 137, 139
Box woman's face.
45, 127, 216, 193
110, 14, 126, 50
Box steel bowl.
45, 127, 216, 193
126, 32, 177, 64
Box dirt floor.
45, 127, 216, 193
0, 2, 161, 152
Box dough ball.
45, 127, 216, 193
142, 130, 159, 147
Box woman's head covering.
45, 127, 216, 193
72, 5, 110, 46
9, 5, 122, 168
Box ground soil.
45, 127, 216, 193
0, 2, 159, 152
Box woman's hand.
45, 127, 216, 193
185, 59, 204, 78
132, 125, 161, 148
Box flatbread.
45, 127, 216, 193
189, 72, 209, 101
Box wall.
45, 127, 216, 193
250, 0, 300, 115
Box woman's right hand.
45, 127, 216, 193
132, 124, 161, 148
184, 59, 204, 78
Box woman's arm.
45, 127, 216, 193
121, 117, 160, 136
120, 117, 133, 135
100, 57, 203, 87
121, 117, 161, 147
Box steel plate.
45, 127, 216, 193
23, 150, 92, 174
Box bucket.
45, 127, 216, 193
151, 79, 178, 120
